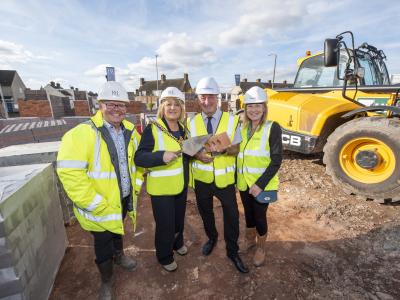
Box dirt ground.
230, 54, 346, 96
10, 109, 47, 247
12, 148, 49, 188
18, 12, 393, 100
50, 152, 400, 300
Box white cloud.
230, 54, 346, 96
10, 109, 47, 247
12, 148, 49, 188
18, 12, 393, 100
0, 40, 35, 63
0, 40, 50, 66
128, 33, 217, 76
216, 0, 353, 48
218, 0, 307, 47
84, 64, 138, 91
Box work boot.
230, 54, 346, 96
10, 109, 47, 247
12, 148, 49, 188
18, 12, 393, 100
253, 234, 266, 267
162, 260, 178, 272
96, 259, 114, 300
114, 250, 137, 271
243, 227, 256, 253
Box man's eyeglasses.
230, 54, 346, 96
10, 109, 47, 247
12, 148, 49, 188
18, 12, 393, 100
105, 103, 128, 111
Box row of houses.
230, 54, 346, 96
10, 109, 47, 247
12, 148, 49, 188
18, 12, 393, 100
0, 70, 292, 119
0, 71, 98, 119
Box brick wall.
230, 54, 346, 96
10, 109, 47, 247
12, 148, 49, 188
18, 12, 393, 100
18, 100, 52, 118
220, 101, 228, 112
185, 100, 200, 112
74, 100, 90, 116
127, 101, 145, 114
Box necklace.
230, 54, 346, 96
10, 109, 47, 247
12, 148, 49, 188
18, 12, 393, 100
152, 121, 188, 148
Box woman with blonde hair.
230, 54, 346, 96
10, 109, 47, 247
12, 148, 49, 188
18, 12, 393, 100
134, 87, 189, 272
236, 86, 282, 267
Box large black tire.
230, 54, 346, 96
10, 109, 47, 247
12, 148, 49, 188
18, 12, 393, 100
323, 117, 400, 200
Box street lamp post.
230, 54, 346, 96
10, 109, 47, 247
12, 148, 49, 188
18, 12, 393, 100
268, 53, 277, 89
155, 54, 159, 109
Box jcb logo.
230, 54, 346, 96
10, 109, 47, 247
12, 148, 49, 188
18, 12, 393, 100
112, 90, 119, 96
282, 134, 301, 146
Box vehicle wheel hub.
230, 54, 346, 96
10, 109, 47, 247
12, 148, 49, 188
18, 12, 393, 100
339, 137, 396, 184
355, 150, 380, 169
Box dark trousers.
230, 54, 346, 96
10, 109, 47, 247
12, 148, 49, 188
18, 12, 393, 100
150, 188, 188, 265
91, 195, 129, 264
194, 180, 239, 257
239, 189, 269, 236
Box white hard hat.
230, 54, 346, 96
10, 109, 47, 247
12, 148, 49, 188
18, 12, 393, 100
244, 86, 268, 104
98, 81, 129, 103
160, 87, 185, 103
195, 77, 220, 95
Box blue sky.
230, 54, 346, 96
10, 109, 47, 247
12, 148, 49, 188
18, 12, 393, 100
1, 0, 399, 93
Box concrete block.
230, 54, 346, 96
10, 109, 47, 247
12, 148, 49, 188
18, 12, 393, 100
0, 164, 68, 299
0, 142, 60, 167
0, 142, 75, 225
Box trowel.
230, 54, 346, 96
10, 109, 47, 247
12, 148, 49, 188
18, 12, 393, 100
182, 134, 212, 156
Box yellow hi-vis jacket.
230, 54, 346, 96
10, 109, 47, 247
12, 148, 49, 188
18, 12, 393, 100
188, 112, 239, 188
146, 118, 184, 196
237, 121, 279, 191
56, 111, 143, 234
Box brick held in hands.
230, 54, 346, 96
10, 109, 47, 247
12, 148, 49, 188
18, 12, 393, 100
204, 132, 231, 153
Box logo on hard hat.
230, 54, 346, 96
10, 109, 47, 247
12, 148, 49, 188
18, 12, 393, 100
112, 90, 119, 96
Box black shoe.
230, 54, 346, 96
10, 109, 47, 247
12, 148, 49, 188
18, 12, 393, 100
229, 255, 249, 273
202, 239, 217, 256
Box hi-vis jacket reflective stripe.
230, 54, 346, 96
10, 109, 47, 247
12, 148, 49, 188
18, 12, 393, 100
56, 111, 143, 235
146, 119, 184, 196
237, 121, 279, 191
188, 112, 238, 188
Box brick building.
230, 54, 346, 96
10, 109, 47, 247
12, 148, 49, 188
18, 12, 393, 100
19, 82, 96, 118
0, 70, 26, 118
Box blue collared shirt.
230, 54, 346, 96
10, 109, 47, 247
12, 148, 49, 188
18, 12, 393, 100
103, 120, 131, 198
201, 108, 242, 144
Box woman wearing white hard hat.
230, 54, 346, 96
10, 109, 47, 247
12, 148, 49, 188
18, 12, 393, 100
134, 86, 189, 272
236, 86, 282, 267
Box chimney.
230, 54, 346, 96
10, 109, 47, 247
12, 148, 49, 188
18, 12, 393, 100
243, 78, 248, 82
283, 80, 287, 84
140, 78, 145, 86
50, 81, 55, 87
161, 74, 166, 83
256, 78, 261, 83
135, 89, 139, 96
75, 88, 78, 91
183, 73, 188, 82
268, 80, 272, 83
56, 83, 61, 88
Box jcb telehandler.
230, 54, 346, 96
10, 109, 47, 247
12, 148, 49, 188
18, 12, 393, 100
251, 31, 400, 201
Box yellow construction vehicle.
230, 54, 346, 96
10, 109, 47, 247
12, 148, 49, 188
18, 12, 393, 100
242, 31, 400, 201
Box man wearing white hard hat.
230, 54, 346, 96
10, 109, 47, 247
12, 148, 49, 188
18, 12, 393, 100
57, 80, 143, 300
188, 76, 249, 273
135, 86, 189, 272
236, 86, 282, 267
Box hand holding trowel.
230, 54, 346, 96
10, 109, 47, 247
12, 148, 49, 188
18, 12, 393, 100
182, 134, 212, 157
203, 132, 232, 155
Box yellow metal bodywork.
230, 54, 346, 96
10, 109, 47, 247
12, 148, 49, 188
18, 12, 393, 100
296, 51, 323, 66
240, 89, 394, 138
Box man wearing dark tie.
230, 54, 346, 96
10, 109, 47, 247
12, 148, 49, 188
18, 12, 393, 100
188, 77, 249, 273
